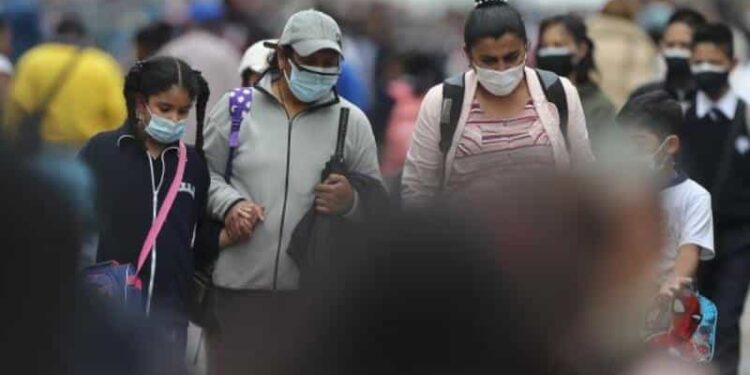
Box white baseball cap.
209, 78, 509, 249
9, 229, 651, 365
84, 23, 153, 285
278, 9, 342, 57
238, 39, 277, 74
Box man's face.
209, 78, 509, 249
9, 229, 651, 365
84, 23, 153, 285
661, 22, 693, 51
691, 42, 734, 71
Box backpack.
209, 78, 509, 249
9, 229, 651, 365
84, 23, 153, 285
439, 69, 570, 155
225, 87, 254, 181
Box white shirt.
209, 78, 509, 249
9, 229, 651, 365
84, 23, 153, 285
659, 178, 715, 283
695, 90, 739, 120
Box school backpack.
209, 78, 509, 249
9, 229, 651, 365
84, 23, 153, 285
439, 69, 570, 156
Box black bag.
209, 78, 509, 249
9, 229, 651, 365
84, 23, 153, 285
16, 47, 84, 154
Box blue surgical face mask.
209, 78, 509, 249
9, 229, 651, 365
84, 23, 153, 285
144, 107, 186, 144
284, 59, 340, 103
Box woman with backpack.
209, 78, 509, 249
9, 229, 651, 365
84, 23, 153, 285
401, 0, 594, 208
79, 56, 226, 373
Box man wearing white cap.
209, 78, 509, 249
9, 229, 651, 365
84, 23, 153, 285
202, 9, 381, 374
238, 38, 277, 87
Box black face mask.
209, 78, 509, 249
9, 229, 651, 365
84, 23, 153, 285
536, 53, 575, 77
665, 57, 692, 81
693, 71, 729, 97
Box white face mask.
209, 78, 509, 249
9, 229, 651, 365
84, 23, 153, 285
475, 59, 526, 96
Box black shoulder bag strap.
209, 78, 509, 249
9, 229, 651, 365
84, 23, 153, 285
535, 69, 570, 150
322, 107, 350, 181
712, 100, 747, 211
18, 47, 84, 153
439, 74, 466, 156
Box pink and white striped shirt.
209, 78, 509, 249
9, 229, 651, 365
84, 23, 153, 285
447, 99, 555, 195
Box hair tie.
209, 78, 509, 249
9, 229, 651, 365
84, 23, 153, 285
133, 60, 145, 73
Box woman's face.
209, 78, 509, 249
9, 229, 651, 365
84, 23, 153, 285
540, 23, 585, 62
137, 85, 193, 131
467, 34, 527, 72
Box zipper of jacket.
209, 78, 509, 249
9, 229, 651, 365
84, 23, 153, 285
255, 84, 340, 291
272, 116, 294, 291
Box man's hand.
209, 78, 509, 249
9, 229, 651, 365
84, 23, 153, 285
315, 173, 354, 215
224, 201, 265, 243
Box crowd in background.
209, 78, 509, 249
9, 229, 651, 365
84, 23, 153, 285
4, 0, 750, 374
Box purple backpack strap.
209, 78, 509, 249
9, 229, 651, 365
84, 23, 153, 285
225, 88, 253, 182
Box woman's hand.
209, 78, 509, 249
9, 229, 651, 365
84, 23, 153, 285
223, 201, 265, 247
315, 174, 354, 215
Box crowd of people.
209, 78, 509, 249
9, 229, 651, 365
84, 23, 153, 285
3, 0, 750, 374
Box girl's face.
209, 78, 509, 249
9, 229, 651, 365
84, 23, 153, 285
540, 23, 586, 63
467, 34, 527, 72
137, 85, 193, 131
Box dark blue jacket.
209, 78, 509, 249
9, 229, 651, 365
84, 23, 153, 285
80, 125, 219, 324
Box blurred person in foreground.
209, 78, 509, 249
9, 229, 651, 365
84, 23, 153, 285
537, 14, 616, 152
588, 0, 660, 107
3, 15, 126, 152
679, 23, 750, 375
238, 39, 276, 87
630, 9, 707, 110
270, 167, 667, 375
618, 91, 714, 294
402, 0, 594, 209
201, 9, 381, 375
158, 1, 241, 144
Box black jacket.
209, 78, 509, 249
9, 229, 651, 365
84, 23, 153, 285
681, 99, 750, 229
80, 125, 219, 324
286, 172, 388, 287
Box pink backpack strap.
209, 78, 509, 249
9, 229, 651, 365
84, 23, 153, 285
128, 142, 188, 287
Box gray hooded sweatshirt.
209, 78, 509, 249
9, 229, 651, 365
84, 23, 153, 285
203, 74, 381, 290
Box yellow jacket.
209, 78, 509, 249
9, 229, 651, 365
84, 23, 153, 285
4, 43, 126, 147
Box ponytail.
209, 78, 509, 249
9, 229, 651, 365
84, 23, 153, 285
123, 60, 145, 134
193, 70, 210, 158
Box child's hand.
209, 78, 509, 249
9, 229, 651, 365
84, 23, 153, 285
659, 276, 693, 297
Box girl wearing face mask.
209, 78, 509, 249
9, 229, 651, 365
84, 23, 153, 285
537, 14, 616, 148
78, 57, 222, 371
402, 0, 594, 207
201, 9, 381, 374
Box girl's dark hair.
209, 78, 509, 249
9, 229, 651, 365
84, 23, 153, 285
123, 56, 210, 155
465, 0, 527, 51
538, 14, 597, 84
